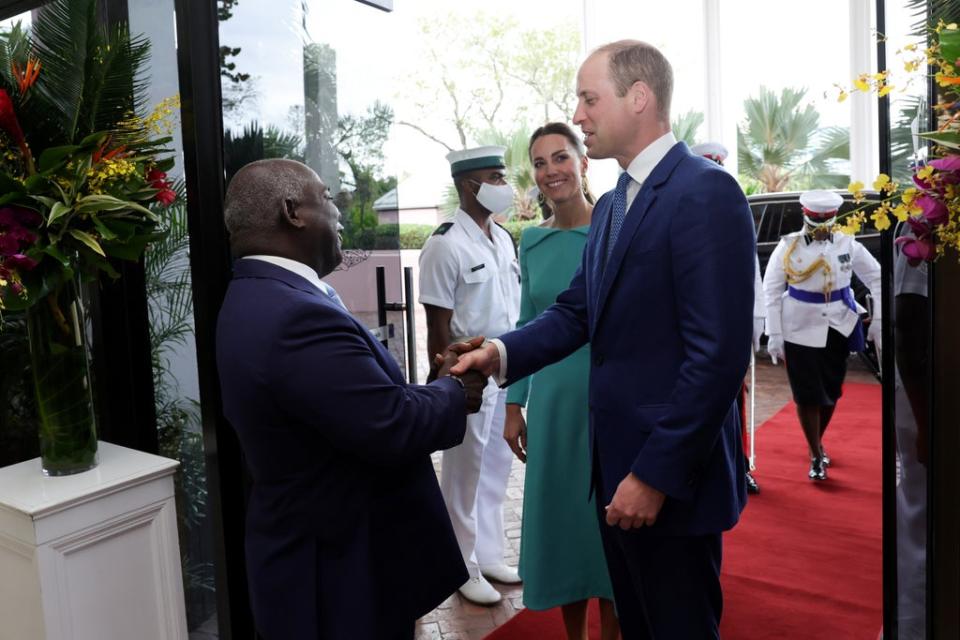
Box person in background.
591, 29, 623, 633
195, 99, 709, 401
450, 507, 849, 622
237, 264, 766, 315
691, 141, 764, 494
418, 146, 523, 605
452, 40, 755, 638
504, 122, 618, 640
215, 158, 488, 639
762, 189, 881, 481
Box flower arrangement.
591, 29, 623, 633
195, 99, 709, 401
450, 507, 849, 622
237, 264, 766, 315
0, 2, 178, 313
0, 0, 179, 474
834, 20, 960, 264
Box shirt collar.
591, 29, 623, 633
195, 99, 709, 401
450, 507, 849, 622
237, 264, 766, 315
243, 255, 328, 293
624, 131, 678, 185
455, 208, 493, 243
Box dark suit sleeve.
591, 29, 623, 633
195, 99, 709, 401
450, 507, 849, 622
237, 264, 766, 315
269, 302, 466, 466
499, 234, 592, 384
631, 169, 754, 500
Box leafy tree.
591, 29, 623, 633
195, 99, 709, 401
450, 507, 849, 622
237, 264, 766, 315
671, 110, 704, 146
396, 13, 581, 153
737, 86, 849, 192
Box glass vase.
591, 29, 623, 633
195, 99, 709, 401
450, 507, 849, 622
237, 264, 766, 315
25, 278, 98, 475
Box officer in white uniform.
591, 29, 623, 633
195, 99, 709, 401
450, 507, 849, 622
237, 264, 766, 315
762, 190, 881, 481
418, 146, 522, 605
692, 141, 764, 494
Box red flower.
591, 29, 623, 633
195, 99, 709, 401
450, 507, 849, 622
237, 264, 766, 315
0, 88, 26, 148
147, 169, 167, 184
10, 57, 41, 94
155, 188, 176, 206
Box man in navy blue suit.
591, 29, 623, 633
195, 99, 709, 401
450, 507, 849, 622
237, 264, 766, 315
216, 159, 488, 639
453, 41, 755, 638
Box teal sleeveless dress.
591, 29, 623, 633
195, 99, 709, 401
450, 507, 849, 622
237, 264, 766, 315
506, 224, 614, 610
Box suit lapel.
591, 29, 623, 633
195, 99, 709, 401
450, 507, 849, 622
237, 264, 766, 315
592, 142, 690, 329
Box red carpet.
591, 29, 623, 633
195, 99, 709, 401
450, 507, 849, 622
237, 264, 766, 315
485, 383, 882, 639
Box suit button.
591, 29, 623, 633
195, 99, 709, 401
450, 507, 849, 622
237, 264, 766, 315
594, 354, 604, 366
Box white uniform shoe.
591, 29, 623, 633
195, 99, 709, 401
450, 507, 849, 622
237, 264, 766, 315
458, 575, 502, 605
479, 563, 521, 585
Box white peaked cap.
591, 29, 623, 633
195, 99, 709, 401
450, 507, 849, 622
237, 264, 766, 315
799, 190, 844, 215
446, 145, 507, 176
690, 142, 728, 161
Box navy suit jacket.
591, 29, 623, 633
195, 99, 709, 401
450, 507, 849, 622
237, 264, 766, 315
216, 259, 468, 639
501, 142, 754, 536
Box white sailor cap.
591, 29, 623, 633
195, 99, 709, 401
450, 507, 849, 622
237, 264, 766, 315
800, 190, 844, 220
446, 145, 507, 177
690, 142, 728, 164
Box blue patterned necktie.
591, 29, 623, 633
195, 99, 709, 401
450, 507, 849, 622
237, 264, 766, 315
606, 171, 633, 263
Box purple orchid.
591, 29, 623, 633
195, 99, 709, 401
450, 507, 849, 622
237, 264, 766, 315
895, 216, 937, 265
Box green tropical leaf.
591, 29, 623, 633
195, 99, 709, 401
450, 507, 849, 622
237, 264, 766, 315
46, 201, 72, 226
74, 194, 159, 221
102, 232, 158, 261
89, 214, 118, 240
68, 229, 105, 256
940, 28, 960, 65
42, 244, 71, 267
918, 130, 960, 151
0, 172, 24, 194
37, 144, 80, 172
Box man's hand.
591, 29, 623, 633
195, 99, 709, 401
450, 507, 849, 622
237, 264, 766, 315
503, 404, 527, 463
433, 337, 485, 381
605, 473, 666, 530
450, 340, 500, 377
766, 334, 785, 365
459, 370, 487, 413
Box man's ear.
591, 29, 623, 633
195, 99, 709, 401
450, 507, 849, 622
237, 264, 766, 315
630, 81, 651, 115
281, 198, 306, 229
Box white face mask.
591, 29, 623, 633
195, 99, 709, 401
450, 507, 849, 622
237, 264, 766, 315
473, 181, 515, 214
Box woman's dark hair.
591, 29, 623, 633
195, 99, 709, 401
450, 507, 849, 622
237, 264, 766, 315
528, 122, 595, 205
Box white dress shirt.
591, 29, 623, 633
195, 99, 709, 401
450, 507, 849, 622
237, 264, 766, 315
243, 255, 346, 309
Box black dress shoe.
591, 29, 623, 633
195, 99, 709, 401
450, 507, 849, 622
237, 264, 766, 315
745, 472, 760, 494
808, 456, 828, 481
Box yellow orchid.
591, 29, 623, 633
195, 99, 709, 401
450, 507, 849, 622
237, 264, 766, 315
871, 208, 892, 231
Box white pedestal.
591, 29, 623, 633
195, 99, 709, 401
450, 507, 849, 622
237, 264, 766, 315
0, 442, 188, 640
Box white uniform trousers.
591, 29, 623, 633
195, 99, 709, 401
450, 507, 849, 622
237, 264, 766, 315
440, 380, 514, 577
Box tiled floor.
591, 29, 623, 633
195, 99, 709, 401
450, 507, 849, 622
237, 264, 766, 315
189, 346, 880, 640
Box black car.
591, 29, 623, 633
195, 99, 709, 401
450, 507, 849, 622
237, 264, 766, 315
748, 190, 882, 378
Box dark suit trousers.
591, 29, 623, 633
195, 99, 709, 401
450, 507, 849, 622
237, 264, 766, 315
594, 473, 723, 639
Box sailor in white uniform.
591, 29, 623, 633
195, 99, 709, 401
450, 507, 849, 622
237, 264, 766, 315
418, 146, 522, 605
762, 189, 881, 481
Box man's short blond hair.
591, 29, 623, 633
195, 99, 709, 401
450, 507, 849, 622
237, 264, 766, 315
593, 40, 673, 122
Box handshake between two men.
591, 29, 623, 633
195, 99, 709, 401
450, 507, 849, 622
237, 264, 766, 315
430, 336, 500, 414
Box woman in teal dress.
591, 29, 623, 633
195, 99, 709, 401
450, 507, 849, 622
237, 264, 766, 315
505, 123, 618, 640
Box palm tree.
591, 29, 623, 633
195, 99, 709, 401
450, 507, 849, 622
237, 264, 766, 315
672, 110, 704, 146
737, 86, 849, 193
